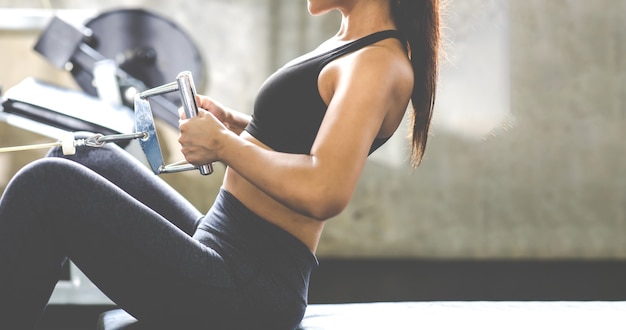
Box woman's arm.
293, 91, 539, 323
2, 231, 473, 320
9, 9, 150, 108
180, 46, 412, 220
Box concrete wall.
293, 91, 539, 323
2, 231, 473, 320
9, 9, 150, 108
1, 0, 624, 260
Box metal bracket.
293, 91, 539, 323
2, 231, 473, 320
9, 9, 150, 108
135, 71, 213, 175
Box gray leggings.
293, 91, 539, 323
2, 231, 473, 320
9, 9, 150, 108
0, 142, 317, 329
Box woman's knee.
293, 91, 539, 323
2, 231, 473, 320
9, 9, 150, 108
47, 140, 136, 174
8, 158, 91, 193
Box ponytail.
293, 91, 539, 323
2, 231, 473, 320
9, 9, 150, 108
391, 0, 441, 167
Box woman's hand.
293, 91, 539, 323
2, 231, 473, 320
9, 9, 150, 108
194, 95, 228, 123
178, 107, 231, 166
178, 94, 251, 166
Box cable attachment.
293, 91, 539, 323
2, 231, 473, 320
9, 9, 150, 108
67, 132, 150, 155
0, 132, 148, 156
83, 134, 107, 148
80, 132, 148, 148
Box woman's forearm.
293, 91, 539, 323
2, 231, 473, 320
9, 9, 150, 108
224, 108, 251, 135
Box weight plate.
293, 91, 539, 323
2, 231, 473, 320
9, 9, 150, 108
71, 8, 205, 110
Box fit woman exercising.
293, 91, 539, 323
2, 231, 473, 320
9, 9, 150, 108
0, 0, 441, 328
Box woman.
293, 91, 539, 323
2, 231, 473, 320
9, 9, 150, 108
0, 0, 441, 329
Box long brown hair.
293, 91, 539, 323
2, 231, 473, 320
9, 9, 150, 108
391, 0, 441, 167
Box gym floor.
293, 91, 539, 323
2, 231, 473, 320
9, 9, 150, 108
37, 258, 626, 330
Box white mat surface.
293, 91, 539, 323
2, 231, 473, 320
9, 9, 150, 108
299, 301, 626, 330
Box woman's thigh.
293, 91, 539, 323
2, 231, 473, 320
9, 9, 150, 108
47, 141, 203, 235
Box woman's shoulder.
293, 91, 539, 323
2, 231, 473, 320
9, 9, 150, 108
337, 38, 413, 88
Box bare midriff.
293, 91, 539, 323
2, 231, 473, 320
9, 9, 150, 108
222, 131, 325, 253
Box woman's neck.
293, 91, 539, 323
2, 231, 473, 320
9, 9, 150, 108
335, 1, 396, 41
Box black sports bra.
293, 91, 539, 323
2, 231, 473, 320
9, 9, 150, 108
245, 30, 404, 155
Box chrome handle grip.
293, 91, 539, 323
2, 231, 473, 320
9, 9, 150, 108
176, 72, 213, 175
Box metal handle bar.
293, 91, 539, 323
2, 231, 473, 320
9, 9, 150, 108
134, 71, 213, 175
